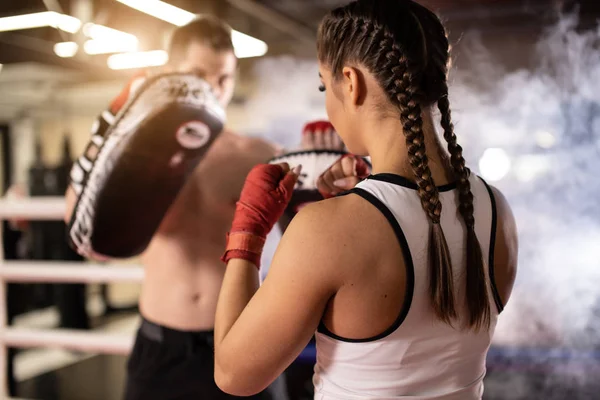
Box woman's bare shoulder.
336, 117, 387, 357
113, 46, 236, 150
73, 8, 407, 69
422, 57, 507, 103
293, 193, 378, 234
278, 192, 391, 274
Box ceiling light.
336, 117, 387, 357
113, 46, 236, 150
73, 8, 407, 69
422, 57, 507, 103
231, 31, 268, 58
115, 0, 268, 58
115, 0, 194, 26
0, 11, 81, 34
54, 42, 79, 58
84, 40, 139, 55
83, 23, 138, 44
54, 13, 82, 33
107, 50, 169, 70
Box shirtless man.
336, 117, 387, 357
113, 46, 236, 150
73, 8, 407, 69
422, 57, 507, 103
64, 16, 281, 399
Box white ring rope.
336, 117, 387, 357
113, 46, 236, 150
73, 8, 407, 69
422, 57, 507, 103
0, 196, 140, 397
2, 328, 133, 355
0, 197, 66, 220
0, 262, 144, 283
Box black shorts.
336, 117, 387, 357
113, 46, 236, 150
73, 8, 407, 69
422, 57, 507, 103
124, 318, 274, 400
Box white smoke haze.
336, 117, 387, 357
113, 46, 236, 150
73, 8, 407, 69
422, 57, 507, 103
238, 57, 327, 149
450, 14, 600, 352
246, 11, 600, 396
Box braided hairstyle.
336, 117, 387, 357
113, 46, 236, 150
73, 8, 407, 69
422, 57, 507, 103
317, 0, 490, 330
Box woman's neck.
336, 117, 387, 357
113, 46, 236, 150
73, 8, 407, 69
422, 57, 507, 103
365, 108, 455, 185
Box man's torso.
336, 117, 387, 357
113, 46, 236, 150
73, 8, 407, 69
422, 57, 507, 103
139, 130, 276, 330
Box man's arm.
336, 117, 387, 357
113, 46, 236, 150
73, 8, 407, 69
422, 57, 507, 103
64, 185, 77, 224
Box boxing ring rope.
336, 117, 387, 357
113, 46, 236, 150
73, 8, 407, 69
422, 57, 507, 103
0, 262, 144, 284
0, 197, 67, 221
0, 197, 144, 398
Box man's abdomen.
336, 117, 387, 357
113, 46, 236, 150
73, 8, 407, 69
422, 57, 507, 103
137, 157, 237, 331
138, 227, 228, 331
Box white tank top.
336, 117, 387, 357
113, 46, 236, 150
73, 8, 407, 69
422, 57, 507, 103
313, 173, 503, 400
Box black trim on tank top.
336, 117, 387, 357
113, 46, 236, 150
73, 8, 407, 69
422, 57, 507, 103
317, 187, 415, 343
479, 177, 504, 313
367, 173, 457, 192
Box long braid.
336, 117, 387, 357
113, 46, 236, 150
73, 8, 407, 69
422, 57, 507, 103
383, 33, 457, 324
438, 82, 491, 330
438, 88, 473, 227
417, 7, 491, 329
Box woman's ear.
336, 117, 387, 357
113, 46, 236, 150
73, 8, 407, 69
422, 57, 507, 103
342, 66, 365, 108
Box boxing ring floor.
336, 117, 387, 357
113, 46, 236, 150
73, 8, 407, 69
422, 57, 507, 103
1, 197, 600, 399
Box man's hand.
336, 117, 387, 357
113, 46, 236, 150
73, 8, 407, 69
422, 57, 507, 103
301, 121, 345, 151
317, 155, 370, 198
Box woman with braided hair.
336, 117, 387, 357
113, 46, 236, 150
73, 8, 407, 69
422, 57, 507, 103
214, 1, 518, 399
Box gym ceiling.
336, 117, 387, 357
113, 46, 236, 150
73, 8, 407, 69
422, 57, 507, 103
0, 0, 596, 70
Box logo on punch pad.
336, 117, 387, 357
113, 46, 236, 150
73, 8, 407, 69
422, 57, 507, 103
176, 121, 211, 149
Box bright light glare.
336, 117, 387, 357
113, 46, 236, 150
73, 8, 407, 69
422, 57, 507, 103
0, 12, 81, 34
231, 30, 268, 59
535, 130, 557, 149
479, 148, 511, 182
107, 50, 169, 70
83, 23, 138, 44
54, 42, 79, 58
115, 0, 195, 26
116, 0, 268, 58
514, 154, 551, 183
84, 40, 138, 55
54, 13, 82, 34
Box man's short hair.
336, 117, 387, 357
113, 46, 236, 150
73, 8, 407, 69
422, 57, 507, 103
168, 15, 235, 62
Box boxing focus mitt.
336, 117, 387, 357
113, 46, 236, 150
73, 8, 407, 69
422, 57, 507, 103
68, 73, 225, 259
269, 121, 371, 231
269, 150, 347, 214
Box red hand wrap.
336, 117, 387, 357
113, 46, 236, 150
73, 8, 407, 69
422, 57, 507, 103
222, 164, 297, 268
303, 120, 334, 135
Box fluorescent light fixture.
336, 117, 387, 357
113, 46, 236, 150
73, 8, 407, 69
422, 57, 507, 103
0, 11, 81, 34
54, 41, 79, 58
231, 31, 268, 59
115, 0, 268, 58
107, 50, 169, 70
55, 13, 82, 33
84, 40, 139, 55
115, 0, 194, 26
83, 23, 138, 44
